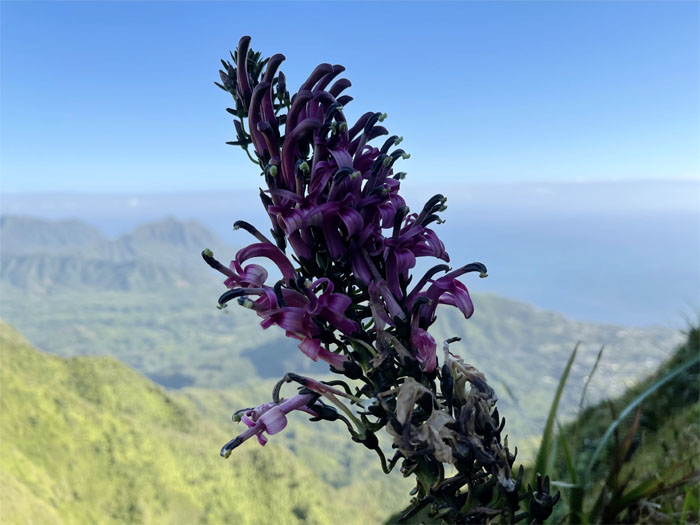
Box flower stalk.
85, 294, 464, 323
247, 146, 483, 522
205, 36, 557, 524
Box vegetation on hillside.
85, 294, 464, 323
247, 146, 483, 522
0, 321, 408, 524
539, 327, 699, 524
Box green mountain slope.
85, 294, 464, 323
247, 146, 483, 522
547, 327, 699, 523
0, 322, 405, 524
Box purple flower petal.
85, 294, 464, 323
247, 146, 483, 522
411, 328, 438, 373
330, 148, 354, 170
350, 248, 372, 284
259, 406, 287, 434
238, 264, 268, 287
237, 243, 297, 282
317, 347, 348, 369
264, 307, 308, 333
299, 337, 321, 360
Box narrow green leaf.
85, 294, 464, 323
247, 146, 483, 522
610, 462, 680, 512
557, 421, 578, 484
585, 354, 700, 477
578, 345, 605, 415
679, 485, 699, 524
531, 344, 578, 485
557, 422, 585, 524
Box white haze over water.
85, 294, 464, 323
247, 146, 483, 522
3, 180, 698, 328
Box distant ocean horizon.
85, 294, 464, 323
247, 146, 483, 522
3, 180, 698, 328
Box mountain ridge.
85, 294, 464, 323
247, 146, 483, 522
0, 215, 235, 290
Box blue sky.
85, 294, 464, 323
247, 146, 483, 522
1, 1, 698, 193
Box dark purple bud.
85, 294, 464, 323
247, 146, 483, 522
233, 220, 274, 244
235, 36, 253, 108
299, 63, 334, 91
329, 78, 352, 97
202, 249, 236, 279
336, 95, 353, 106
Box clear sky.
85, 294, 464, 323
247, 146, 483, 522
1, 0, 698, 193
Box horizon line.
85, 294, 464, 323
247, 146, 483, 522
2, 177, 699, 197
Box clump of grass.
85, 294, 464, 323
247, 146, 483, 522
532, 326, 699, 524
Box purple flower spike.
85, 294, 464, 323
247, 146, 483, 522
209, 37, 544, 525
210, 43, 500, 509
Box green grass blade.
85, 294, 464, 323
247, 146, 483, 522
531, 344, 578, 485
585, 353, 700, 477
679, 485, 699, 525
557, 422, 585, 524
557, 421, 578, 484
578, 345, 605, 415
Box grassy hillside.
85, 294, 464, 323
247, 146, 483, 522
0, 321, 407, 524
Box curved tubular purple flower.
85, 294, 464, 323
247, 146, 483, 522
248, 81, 272, 158
298, 338, 348, 369
224, 262, 268, 289
410, 263, 488, 328
236, 243, 297, 283
307, 288, 359, 335
261, 53, 285, 121
280, 118, 322, 189
410, 327, 438, 373
313, 64, 345, 93
285, 90, 314, 135
299, 63, 334, 92
235, 36, 253, 107
221, 393, 318, 457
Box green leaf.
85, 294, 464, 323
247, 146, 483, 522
585, 353, 700, 477
680, 485, 699, 524
578, 345, 605, 415
557, 422, 585, 524
531, 344, 578, 485
557, 422, 578, 485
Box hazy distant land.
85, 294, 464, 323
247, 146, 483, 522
3, 180, 698, 326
